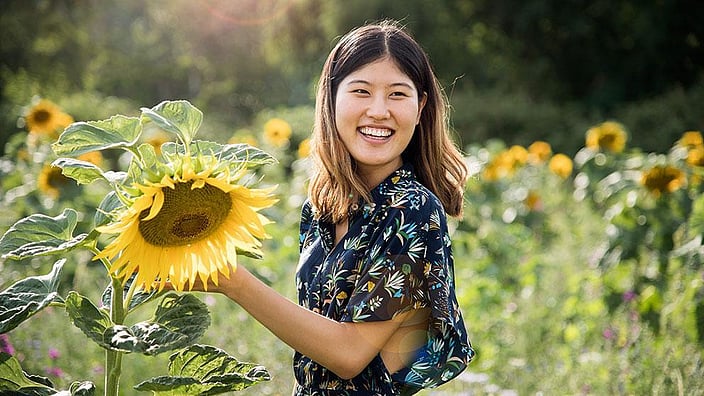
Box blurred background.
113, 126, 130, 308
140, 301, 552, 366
2, 0, 703, 154
1, 1, 704, 395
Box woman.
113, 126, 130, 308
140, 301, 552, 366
202, 20, 474, 394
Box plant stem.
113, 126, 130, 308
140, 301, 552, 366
105, 275, 126, 396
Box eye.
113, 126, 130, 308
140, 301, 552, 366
351, 88, 369, 95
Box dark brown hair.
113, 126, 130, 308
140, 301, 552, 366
309, 20, 468, 222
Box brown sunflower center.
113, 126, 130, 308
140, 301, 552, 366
138, 181, 232, 246
48, 167, 70, 187
32, 109, 52, 124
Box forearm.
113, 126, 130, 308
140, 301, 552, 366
220, 266, 387, 379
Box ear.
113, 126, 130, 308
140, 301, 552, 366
416, 92, 428, 125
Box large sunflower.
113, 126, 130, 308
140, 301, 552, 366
94, 155, 277, 292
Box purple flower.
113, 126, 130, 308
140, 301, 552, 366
48, 348, 60, 360
46, 366, 63, 377
622, 290, 637, 302
0, 334, 15, 355
602, 327, 615, 340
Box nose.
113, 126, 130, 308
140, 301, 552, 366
366, 95, 390, 119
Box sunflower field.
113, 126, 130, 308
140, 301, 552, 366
0, 97, 703, 396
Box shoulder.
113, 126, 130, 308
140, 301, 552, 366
383, 176, 446, 221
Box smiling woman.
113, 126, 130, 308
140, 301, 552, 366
190, 19, 475, 396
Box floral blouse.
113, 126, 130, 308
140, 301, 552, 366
294, 164, 474, 395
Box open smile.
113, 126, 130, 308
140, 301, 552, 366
359, 127, 394, 139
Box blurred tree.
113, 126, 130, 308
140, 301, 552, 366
468, 0, 704, 108
1, 0, 702, 155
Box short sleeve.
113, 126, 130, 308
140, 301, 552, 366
341, 198, 436, 323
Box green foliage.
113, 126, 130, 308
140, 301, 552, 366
2, 96, 704, 393
0, 101, 272, 395
134, 344, 271, 395
0, 260, 64, 334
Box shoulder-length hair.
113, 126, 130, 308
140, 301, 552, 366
309, 20, 468, 222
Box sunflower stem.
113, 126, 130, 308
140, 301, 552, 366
105, 275, 126, 396
88, 244, 112, 273
112, 186, 133, 207
122, 276, 139, 314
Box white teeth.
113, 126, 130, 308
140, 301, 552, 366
359, 127, 392, 138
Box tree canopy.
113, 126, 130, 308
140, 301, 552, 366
1, 0, 702, 154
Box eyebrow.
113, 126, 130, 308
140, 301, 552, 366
345, 79, 415, 90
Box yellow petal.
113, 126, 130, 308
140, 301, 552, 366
142, 189, 165, 221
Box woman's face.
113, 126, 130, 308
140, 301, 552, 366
334, 57, 426, 188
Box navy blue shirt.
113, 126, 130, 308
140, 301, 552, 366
293, 164, 474, 395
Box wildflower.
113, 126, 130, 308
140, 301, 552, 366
94, 154, 278, 292
640, 165, 686, 197
263, 118, 292, 148
46, 367, 63, 377
527, 141, 552, 164
585, 121, 627, 153
297, 138, 311, 159
24, 99, 74, 137
622, 290, 637, 303
0, 334, 14, 355
549, 153, 574, 179
48, 348, 60, 360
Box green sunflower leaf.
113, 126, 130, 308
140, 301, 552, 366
69, 381, 97, 396
0, 208, 88, 260
0, 352, 57, 393
160, 141, 277, 170
52, 115, 142, 157
219, 143, 278, 168
129, 143, 172, 184
137, 142, 159, 169
51, 157, 107, 185
0, 260, 64, 334
102, 293, 210, 355
64, 291, 114, 348
133, 344, 270, 395
141, 100, 203, 147
94, 191, 126, 228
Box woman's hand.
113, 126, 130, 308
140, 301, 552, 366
156, 262, 242, 295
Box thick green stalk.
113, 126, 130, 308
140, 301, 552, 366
105, 276, 126, 396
